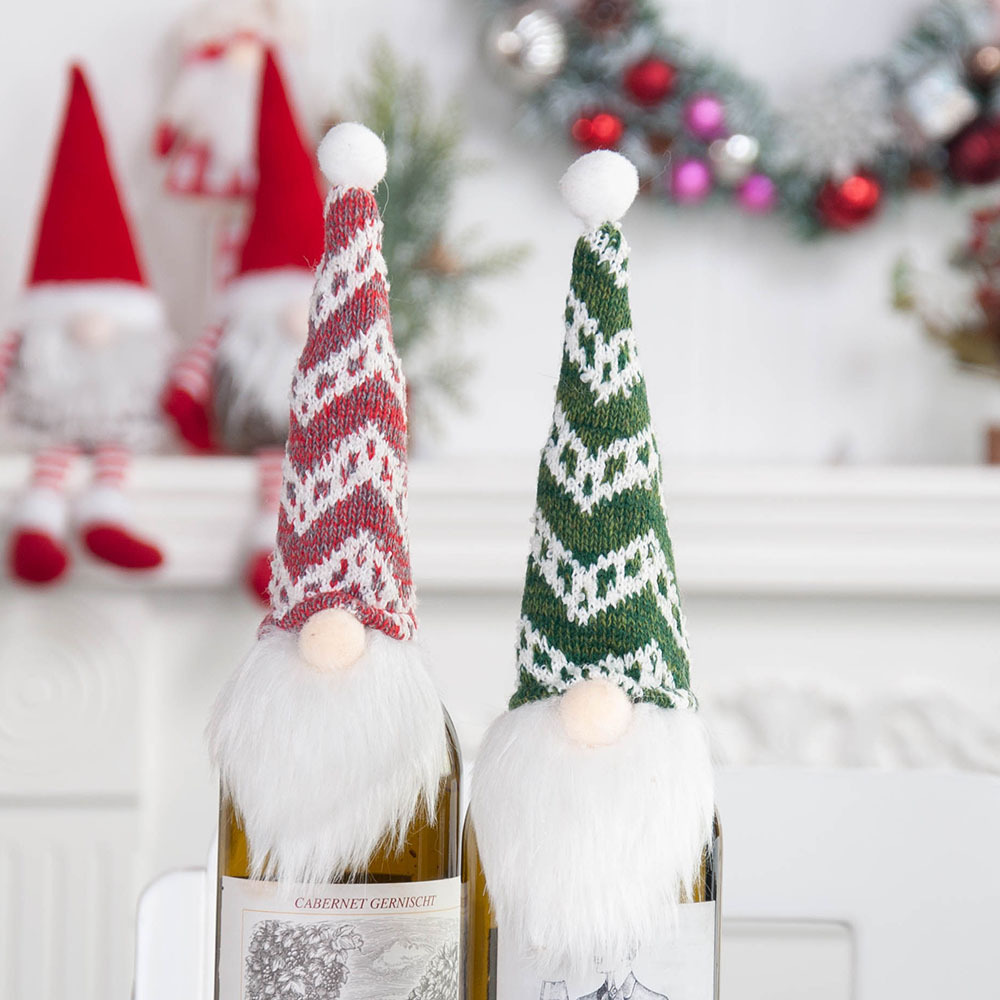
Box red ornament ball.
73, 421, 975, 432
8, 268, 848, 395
816, 172, 882, 230
947, 118, 1000, 185
623, 57, 676, 106
571, 112, 625, 151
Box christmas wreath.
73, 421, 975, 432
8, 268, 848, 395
483, 0, 1000, 234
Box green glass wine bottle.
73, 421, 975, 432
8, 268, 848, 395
463, 148, 718, 1000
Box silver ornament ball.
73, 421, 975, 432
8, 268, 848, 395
708, 134, 760, 186
488, 6, 567, 88
900, 65, 978, 145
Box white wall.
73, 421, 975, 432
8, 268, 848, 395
3, 0, 999, 466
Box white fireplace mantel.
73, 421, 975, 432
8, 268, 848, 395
2, 454, 999, 597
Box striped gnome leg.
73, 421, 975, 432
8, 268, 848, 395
244, 447, 283, 604
78, 444, 164, 570
162, 325, 223, 452
7, 445, 79, 584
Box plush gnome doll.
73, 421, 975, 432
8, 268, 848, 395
0, 66, 174, 584
208, 122, 449, 884
470, 151, 714, 982
164, 50, 323, 602
154, 0, 297, 198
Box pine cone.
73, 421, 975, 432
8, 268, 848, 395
577, 0, 633, 35
418, 238, 461, 276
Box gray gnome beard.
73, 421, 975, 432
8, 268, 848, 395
9, 312, 172, 450
211, 308, 303, 453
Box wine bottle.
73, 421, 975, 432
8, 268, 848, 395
207, 104, 464, 1000
464, 150, 717, 1000
216, 719, 461, 1000
462, 813, 721, 1000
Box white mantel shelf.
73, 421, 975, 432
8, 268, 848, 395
2, 455, 1000, 597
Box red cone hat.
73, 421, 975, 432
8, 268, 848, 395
236, 50, 324, 277
266, 123, 415, 641
29, 65, 147, 288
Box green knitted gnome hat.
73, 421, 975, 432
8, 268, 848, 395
512, 150, 695, 713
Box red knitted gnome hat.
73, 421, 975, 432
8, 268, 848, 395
236, 50, 324, 278
29, 65, 148, 288
267, 123, 415, 641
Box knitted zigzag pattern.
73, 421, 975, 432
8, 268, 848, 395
267, 185, 416, 640
512, 223, 694, 710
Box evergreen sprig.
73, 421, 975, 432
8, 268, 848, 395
351, 44, 527, 439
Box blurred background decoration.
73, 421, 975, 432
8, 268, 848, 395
155, 5, 521, 443
483, 0, 1000, 234
0, 66, 174, 588
154, 0, 301, 290
155, 0, 298, 201
895, 200, 1000, 460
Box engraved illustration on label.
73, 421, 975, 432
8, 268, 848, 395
496, 901, 715, 1000
219, 876, 461, 1000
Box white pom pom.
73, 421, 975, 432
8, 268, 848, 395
559, 150, 639, 229
317, 122, 387, 190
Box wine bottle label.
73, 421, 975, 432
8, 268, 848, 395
218, 875, 461, 1000
495, 900, 716, 1000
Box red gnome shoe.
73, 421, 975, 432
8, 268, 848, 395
78, 485, 163, 570
82, 523, 163, 570
8, 488, 73, 584
8, 529, 71, 584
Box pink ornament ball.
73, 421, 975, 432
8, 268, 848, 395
671, 158, 712, 203
684, 94, 725, 140
736, 173, 776, 213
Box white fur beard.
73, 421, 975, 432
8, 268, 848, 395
208, 627, 450, 885
470, 700, 714, 979
9, 315, 173, 450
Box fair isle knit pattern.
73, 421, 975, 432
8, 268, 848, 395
267, 184, 415, 640
512, 222, 694, 711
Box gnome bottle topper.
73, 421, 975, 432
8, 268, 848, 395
209, 123, 455, 887
1, 65, 174, 584
467, 151, 716, 991
164, 50, 323, 601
